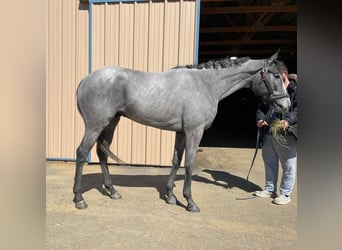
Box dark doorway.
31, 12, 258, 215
200, 89, 258, 148
198, 0, 297, 148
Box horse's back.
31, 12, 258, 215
76, 66, 217, 131
77, 66, 124, 92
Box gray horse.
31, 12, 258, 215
73, 51, 290, 212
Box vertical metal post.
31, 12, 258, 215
87, 0, 93, 162
194, 0, 201, 64
88, 1, 93, 74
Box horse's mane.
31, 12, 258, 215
174, 56, 250, 70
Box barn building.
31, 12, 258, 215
47, 0, 297, 165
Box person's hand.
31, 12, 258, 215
280, 120, 289, 129
257, 120, 268, 128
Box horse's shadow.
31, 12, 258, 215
193, 169, 262, 192
80, 172, 188, 209
80, 168, 261, 209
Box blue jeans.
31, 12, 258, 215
261, 134, 297, 196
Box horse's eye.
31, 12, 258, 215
274, 74, 281, 78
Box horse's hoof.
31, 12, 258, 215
110, 191, 122, 199
75, 200, 88, 209
187, 203, 200, 213
165, 194, 177, 205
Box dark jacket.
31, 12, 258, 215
256, 79, 297, 139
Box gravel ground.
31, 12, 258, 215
46, 147, 297, 250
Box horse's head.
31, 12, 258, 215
251, 51, 291, 112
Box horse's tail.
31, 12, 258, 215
99, 142, 125, 164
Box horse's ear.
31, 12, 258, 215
268, 49, 280, 63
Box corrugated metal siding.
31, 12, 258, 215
61, 0, 77, 158
131, 2, 149, 164
75, 1, 89, 157
47, 0, 197, 165
47, 0, 62, 158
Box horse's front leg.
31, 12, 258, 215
166, 132, 185, 205
183, 128, 204, 212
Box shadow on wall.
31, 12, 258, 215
200, 89, 258, 148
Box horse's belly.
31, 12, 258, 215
123, 102, 216, 132
123, 104, 183, 131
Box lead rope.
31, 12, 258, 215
245, 68, 268, 181
235, 109, 271, 201
246, 127, 264, 181
246, 108, 272, 181
235, 128, 264, 200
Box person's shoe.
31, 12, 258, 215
273, 194, 291, 205
254, 190, 276, 198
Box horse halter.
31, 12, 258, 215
259, 66, 289, 104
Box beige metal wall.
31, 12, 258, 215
47, 0, 197, 165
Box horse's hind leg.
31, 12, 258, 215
96, 116, 122, 200
73, 127, 104, 209
166, 132, 185, 205
183, 127, 204, 212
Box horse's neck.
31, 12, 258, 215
207, 60, 263, 101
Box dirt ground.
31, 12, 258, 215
46, 147, 297, 250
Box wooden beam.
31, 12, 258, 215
201, 5, 297, 14
201, 0, 239, 2
200, 25, 296, 33
200, 49, 296, 56
200, 39, 297, 46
